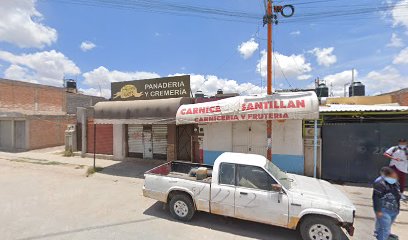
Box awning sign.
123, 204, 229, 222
176, 92, 319, 125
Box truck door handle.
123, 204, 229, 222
240, 192, 248, 195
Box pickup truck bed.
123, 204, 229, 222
146, 161, 213, 182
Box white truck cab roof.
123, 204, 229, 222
214, 152, 268, 168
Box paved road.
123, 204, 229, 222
0, 151, 406, 240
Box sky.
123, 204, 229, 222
0, 0, 408, 98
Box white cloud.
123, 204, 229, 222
392, 0, 408, 29
81, 68, 265, 98
82, 66, 160, 98
80, 41, 96, 52
323, 70, 357, 96
393, 47, 408, 64
290, 31, 301, 36
4, 64, 34, 82
309, 47, 337, 67
297, 74, 312, 81
0, 0, 57, 48
322, 67, 408, 96
0, 50, 80, 86
363, 66, 408, 94
186, 74, 263, 96
387, 33, 404, 48
256, 50, 312, 80
237, 38, 259, 59
79, 87, 111, 98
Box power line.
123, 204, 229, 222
47, 0, 408, 25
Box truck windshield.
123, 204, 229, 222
265, 161, 292, 189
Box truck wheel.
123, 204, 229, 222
299, 216, 342, 240
169, 194, 195, 221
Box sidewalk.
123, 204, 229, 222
0, 146, 407, 239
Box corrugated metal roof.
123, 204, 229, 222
319, 104, 408, 113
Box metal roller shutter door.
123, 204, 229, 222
128, 125, 144, 156
152, 125, 167, 158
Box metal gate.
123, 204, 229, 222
128, 125, 144, 158
152, 125, 167, 159
177, 125, 194, 161
322, 122, 408, 183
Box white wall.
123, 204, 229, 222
203, 122, 232, 152
204, 120, 303, 156
113, 124, 126, 160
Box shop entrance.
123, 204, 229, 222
232, 121, 267, 157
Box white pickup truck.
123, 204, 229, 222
143, 152, 356, 240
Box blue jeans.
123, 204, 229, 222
375, 209, 399, 240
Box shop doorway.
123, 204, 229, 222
232, 121, 267, 157
177, 125, 195, 161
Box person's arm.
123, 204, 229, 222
384, 147, 401, 161
373, 181, 386, 216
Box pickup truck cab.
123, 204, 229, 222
143, 152, 356, 240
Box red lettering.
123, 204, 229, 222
181, 109, 186, 115
254, 102, 263, 110
215, 106, 221, 112
247, 103, 254, 110
263, 102, 269, 109
296, 100, 305, 108
199, 107, 205, 114
193, 108, 198, 114
186, 108, 193, 114
280, 101, 286, 108
283, 113, 289, 118
287, 100, 296, 108
241, 103, 246, 111
274, 101, 279, 108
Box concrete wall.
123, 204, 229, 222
112, 124, 126, 160
202, 120, 305, 174
66, 93, 106, 114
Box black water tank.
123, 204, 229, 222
195, 90, 204, 98
349, 82, 365, 97
217, 89, 223, 95
316, 83, 329, 97
66, 80, 77, 89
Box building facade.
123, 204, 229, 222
86, 75, 197, 162
176, 92, 320, 174
0, 78, 105, 151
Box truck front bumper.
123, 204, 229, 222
344, 223, 355, 236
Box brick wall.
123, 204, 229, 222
28, 116, 76, 150
391, 91, 408, 106
0, 79, 65, 113
87, 120, 113, 155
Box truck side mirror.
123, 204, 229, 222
271, 184, 283, 193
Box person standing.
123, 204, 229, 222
384, 138, 407, 200
373, 167, 400, 240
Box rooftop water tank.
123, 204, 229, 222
316, 83, 329, 98
349, 82, 365, 97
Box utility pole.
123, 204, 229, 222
264, 1, 295, 161
266, 0, 273, 161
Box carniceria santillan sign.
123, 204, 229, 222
111, 75, 191, 101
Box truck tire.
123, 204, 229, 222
169, 194, 195, 222
299, 215, 343, 240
